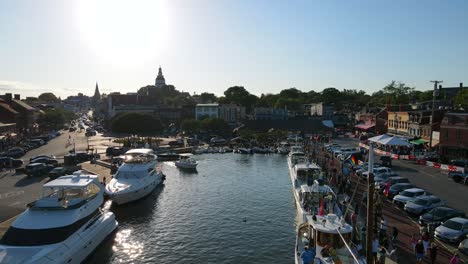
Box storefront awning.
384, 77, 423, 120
409, 139, 428, 145
355, 123, 375, 130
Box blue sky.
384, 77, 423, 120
0, 0, 467, 98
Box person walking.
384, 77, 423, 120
429, 243, 438, 264
415, 240, 425, 262
372, 236, 379, 264
421, 231, 430, 255
410, 234, 418, 251
391, 226, 398, 247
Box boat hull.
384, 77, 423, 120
106, 174, 163, 205
0, 212, 118, 264
175, 161, 198, 169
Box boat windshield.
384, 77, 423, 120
34, 183, 101, 209
123, 154, 155, 164
0, 210, 100, 246
115, 170, 150, 179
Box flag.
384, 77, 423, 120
383, 181, 391, 196
350, 155, 358, 166
318, 199, 324, 216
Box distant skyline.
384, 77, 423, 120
0, 0, 467, 98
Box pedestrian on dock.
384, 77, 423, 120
391, 226, 398, 247
421, 231, 429, 255
429, 243, 438, 264
415, 240, 425, 262
410, 233, 418, 251
372, 236, 379, 263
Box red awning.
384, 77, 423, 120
355, 123, 375, 130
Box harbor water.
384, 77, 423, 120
88, 153, 296, 264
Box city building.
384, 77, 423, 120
218, 104, 245, 125
0, 93, 37, 130
439, 112, 468, 160
254, 107, 288, 120
195, 103, 219, 120
93, 82, 101, 102
155, 66, 166, 88
387, 111, 410, 137
355, 107, 388, 134
407, 110, 445, 141
310, 102, 334, 120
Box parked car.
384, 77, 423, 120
404, 195, 447, 215
0, 157, 23, 168
85, 130, 97, 137
30, 155, 56, 162
435, 217, 468, 243
380, 155, 392, 167
393, 188, 427, 207
419, 207, 466, 226
362, 167, 392, 179
5, 147, 25, 158
459, 235, 468, 256
106, 146, 127, 157
25, 163, 54, 177
386, 183, 415, 199
31, 136, 50, 143
29, 139, 45, 147
450, 160, 468, 168
75, 152, 99, 163
377, 176, 409, 190
69, 127, 77, 132
451, 173, 468, 184
30, 157, 59, 166
48, 167, 68, 179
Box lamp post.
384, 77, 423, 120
429, 80, 442, 152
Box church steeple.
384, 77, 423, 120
93, 82, 101, 100
155, 66, 166, 88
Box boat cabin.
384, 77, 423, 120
299, 183, 336, 215
31, 173, 102, 209
294, 163, 322, 185
297, 214, 361, 264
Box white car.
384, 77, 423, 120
404, 195, 446, 215
435, 217, 468, 243
393, 188, 426, 207
362, 167, 392, 179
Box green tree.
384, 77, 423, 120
200, 118, 229, 134
38, 92, 58, 102
453, 89, 468, 110
37, 108, 76, 130
223, 86, 258, 113
199, 92, 218, 103
181, 119, 201, 133
321, 88, 341, 104
111, 112, 163, 134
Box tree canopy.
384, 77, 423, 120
453, 89, 468, 110
38, 108, 76, 130
111, 112, 163, 134
38, 92, 58, 102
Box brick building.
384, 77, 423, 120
439, 112, 468, 160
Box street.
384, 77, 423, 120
0, 129, 119, 222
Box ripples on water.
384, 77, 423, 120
87, 154, 296, 264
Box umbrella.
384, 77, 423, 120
368, 134, 391, 143
378, 137, 411, 147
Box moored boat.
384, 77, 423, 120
105, 149, 164, 205
175, 154, 198, 170
0, 172, 118, 264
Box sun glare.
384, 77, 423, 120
74, 0, 169, 65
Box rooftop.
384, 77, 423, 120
43, 174, 98, 188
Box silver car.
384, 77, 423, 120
404, 195, 446, 215
393, 188, 426, 207
435, 217, 468, 243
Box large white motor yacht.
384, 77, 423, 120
106, 148, 164, 205
0, 172, 118, 264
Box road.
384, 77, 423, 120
0, 129, 119, 222
333, 138, 468, 215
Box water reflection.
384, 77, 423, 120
113, 228, 144, 262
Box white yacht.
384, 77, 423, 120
295, 214, 365, 264
277, 142, 290, 155
0, 173, 118, 264
175, 154, 198, 170
105, 148, 164, 205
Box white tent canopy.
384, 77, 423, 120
377, 136, 412, 147
368, 134, 391, 143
